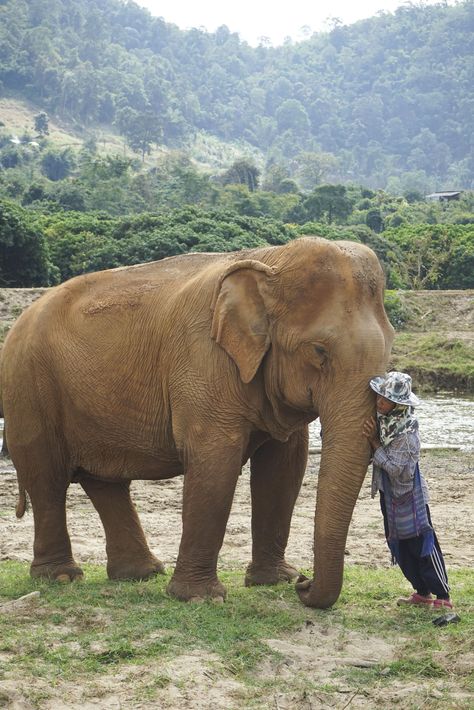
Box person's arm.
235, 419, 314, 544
372, 431, 420, 485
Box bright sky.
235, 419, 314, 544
136, 0, 456, 46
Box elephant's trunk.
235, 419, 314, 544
300, 382, 374, 608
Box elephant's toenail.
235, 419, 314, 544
56, 574, 71, 583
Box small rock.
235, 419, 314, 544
0, 591, 40, 614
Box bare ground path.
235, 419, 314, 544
2, 450, 473, 578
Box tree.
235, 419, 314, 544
0, 199, 50, 286
221, 158, 260, 192
292, 151, 339, 191
300, 185, 353, 224
40, 148, 75, 181
275, 99, 310, 135
383, 224, 474, 289
115, 107, 162, 162
366, 208, 384, 233
34, 111, 49, 136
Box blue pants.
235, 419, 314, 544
380, 492, 450, 599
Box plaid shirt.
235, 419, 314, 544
371, 429, 429, 500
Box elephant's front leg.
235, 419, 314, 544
245, 427, 308, 586
167, 444, 242, 602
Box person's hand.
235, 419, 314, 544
362, 417, 381, 450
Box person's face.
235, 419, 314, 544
376, 394, 396, 415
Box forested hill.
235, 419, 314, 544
1, 0, 474, 189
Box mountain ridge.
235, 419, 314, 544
1, 0, 473, 190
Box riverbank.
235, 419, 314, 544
0, 287, 472, 390
387, 289, 474, 391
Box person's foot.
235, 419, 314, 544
397, 592, 433, 606
433, 598, 454, 610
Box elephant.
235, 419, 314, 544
0, 236, 393, 608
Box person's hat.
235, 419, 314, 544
369, 371, 421, 407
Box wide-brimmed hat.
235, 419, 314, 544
369, 371, 421, 407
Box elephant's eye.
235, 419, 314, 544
314, 345, 327, 357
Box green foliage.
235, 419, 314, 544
36, 207, 294, 282
0, 128, 471, 293
40, 148, 75, 181
0, 199, 51, 286
384, 224, 474, 289
384, 290, 410, 330
220, 158, 260, 192
34, 112, 49, 137
0, 0, 473, 186
392, 333, 474, 390
289, 184, 354, 224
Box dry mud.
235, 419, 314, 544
1, 449, 473, 709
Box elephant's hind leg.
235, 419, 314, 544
79, 476, 165, 580
10, 437, 83, 582
245, 427, 308, 586
27, 479, 83, 582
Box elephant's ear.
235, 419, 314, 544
211, 260, 276, 384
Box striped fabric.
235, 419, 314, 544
371, 429, 429, 500
382, 463, 435, 562
384, 465, 431, 540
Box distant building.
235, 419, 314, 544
425, 191, 463, 202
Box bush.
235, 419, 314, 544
0, 199, 51, 286
384, 291, 410, 330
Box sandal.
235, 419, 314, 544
433, 598, 454, 610
397, 592, 433, 606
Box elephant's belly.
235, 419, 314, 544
73, 447, 183, 482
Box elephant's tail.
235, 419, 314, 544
16, 484, 27, 518
0, 353, 8, 458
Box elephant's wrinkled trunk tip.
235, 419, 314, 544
298, 574, 344, 609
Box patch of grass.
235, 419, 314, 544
384, 290, 413, 330
391, 332, 474, 390
0, 324, 11, 344
0, 562, 472, 706
0, 564, 307, 681
9, 305, 24, 317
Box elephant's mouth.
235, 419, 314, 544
307, 386, 319, 416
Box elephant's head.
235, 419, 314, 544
211, 237, 394, 608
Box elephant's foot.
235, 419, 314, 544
30, 559, 84, 583
167, 574, 227, 603
245, 560, 299, 587
107, 555, 165, 581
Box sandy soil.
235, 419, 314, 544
2, 450, 472, 574
1, 450, 473, 709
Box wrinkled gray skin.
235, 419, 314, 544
0, 236, 393, 608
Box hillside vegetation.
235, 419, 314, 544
0, 0, 472, 393
1, 0, 473, 190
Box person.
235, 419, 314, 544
362, 371, 452, 609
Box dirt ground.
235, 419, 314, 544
2, 450, 473, 581
1, 449, 473, 709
